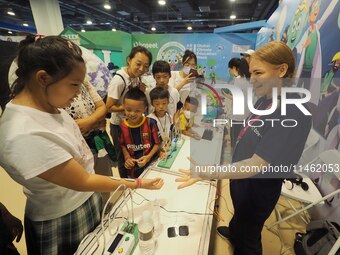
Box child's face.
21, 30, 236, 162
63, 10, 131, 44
45, 62, 85, 108
153, 72, 171, 88
183, 102, 198, 113
123, 99, 147, 125
152, 98, 169, 116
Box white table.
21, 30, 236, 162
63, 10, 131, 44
75, 168, 217, 255
76, 126, 224, 255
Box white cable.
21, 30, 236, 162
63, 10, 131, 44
101, 184, 126, 255
75, 232, 101, 255
100, 184, 135, 255
328, 236, 340, 255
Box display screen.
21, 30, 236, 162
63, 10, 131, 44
107, 233, 123, 253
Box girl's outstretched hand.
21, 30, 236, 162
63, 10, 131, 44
142, 178, 164, 190
175, 169, 202, 189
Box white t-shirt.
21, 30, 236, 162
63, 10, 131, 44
146, 85, 180, 120
0, 103, 94, 221
169, 71, 197, 103
107, 68, 140, 125
147, 112, 172, 141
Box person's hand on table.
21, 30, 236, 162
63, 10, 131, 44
191, 132, 201, 140
159, 149, 167, 160
142, 178, 164, 190
175, 169, 203, 189
175, 157, 203, 189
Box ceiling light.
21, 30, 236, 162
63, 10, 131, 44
81, 29, 86, 32
230, 14, 236, 19
8, 31, 13, 34
158, 0, 166, 5
7, 9, 15, 16
86, 19, 93, 25
187, 26, 192, 31
104, 0, 111, 10
112, 28, 116, 31
230, 0, 236, 2
23, 23, 29, 27
151, 26, 156, 31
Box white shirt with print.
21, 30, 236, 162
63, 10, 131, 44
0, 103, 94, 221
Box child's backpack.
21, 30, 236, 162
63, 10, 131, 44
294, 220, 340, 255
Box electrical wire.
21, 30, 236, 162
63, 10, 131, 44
210, 180, 234, 218
100, 185, 135, 255
133, 190, 214, 216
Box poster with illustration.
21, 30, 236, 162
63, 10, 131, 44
257, 0, 340, 140
132, 34, 255, 83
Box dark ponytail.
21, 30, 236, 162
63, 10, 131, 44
18, 34, 35, 50
11, 35, 84, 98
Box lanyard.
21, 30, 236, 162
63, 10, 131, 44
155, 112, 169, 133
236, 101, 273, 142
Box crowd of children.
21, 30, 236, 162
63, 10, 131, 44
111, 55, 203, 179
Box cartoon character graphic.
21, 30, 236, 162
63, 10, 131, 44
320, 52, 340, 101
160, 49, 182, 70
202, 66, 207, 78
197, 64, 202, 75
157, 42, 186, 71
286, 0, 309, 51
210, 67, 216, 86
296, 0, 339, 104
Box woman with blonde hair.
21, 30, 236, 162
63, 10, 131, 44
177, 41, 312, 255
